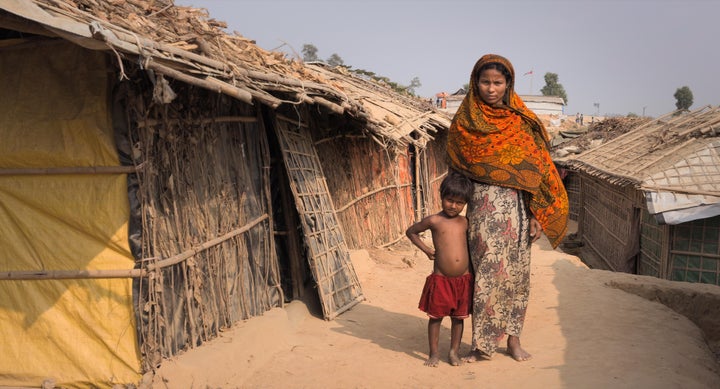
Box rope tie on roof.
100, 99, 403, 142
89, 21, 128, 80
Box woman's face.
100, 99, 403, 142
477, 68, 508, 107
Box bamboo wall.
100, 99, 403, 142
563, 170, 582, 221
316, 135, 414, 249
123, 79, 281, 369
423, 130, 448, 216
638, 208, 668, 278
578, 172, 642, 273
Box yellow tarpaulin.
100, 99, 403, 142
0, 41, 141, 387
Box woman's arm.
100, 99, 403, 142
529, 217, 542, 243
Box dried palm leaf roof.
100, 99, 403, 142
0, 0, 447, 146
305, 63, 451, 146
553, 116, 652, 156
562, 105, 720, 197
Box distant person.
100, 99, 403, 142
446, 54, 569, 363
575, 112, 580, 124
580, 113, 584, 125
406, 172, 477, 367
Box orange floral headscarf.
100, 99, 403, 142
446, 54, 568, 248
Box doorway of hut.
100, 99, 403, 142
264, 113, 318, 310
260, 106, 365, 320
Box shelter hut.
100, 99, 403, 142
552, 116, 652, 220
519, 95, 566, 115
0, 1, 449, 387
302, 63, 451, 249
556, 106, 720, 286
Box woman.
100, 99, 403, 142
446, 54, 569, 362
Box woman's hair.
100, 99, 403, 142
440, 171, 474, 203
478, 62, 512, 85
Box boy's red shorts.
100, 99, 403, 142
418, 272, 473, 319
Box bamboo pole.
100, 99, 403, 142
0, 165, 139, 175
335, 183, 411, 213
378, 234, 407, 248
147, 214, 269, 270
145, 61, 253, 105
414, 146, 422, 223
312, 96, 345, 115
276, 114, 308, 128
639, 186, 720, 197
135, 115, 258, 129
246, 69, 345, 98
0, 268, 145, 280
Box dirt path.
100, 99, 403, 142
153, 236, 720, 388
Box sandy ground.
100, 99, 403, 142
152, 232, 720, 389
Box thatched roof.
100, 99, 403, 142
305, 63, 450, 146
560, 105, 720, 223
0, 0, 447, 146
552, 116, 652, 156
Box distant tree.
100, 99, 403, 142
627, 112, 638, 118
326, 53, 344, 67
353, 68, 376, 78
674, 86, 693, 111
407, 77, 421, 95
302, 44, 319, 62
540, 72, 568, 104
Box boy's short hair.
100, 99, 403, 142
440, 171, 474, 203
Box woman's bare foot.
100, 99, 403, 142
461, 349, 489, 363
449, 350, 462, 366
424, 353, 440, 367
507, 335, 532, 361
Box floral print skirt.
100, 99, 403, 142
466, 182, 531, 356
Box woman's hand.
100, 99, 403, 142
529, 217, 542, 243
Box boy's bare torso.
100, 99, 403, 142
429, 212, 470, 277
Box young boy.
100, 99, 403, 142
406, 171, 474, 367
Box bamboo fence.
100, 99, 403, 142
125, 79, 282, 369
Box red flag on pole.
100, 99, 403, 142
523, 70, 533, 76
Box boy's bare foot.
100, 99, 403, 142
449, 350, 462, 366
507, 335, 532, 361
424, 353, 440, 367
461, 349, 489, 363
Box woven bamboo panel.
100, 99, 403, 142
274, 119, 364, 320
316, 135, 411, 248
638, 208, 666, 278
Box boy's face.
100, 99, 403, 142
441, 195, 467, 218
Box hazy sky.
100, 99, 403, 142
177, 0, 719, 118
